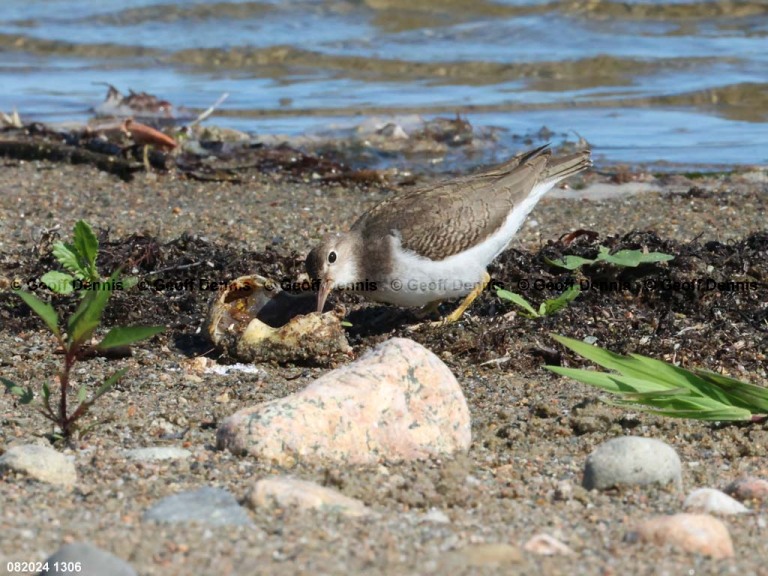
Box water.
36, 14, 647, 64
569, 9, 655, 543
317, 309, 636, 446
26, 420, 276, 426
1, 0, 767, 169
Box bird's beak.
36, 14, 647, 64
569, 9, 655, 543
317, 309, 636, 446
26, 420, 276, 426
317, 278, 333, 313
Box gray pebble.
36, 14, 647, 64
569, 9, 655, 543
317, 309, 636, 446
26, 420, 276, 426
583, 436, 682, 491
39, 542, 135, 576
143, 486, 253, 526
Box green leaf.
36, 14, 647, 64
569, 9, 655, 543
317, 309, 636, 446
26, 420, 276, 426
42, 381, 51, 402
67, 270, 117, 346
545, 255, 596, 270
15, 290, 60, 337
121, 276, 138, 290
542, 286, 581, 316
73, 220, 99, 277
76, 385, 88, 403
1, 377, 34, 404
41, 271, 75, 295
98, 325, 164, 349
52, 241, 83, 277
598, 249, 675, 268
93, 367, 128, 401
546, 248, 674, 270
496, 288, 539, 317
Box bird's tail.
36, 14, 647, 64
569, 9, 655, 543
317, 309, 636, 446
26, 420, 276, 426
542, 148, 592, 185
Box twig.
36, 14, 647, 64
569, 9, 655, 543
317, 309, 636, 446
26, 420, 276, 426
188, 93, 229, 128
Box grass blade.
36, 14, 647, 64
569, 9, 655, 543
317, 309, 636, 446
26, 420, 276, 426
548, 334, 768, 422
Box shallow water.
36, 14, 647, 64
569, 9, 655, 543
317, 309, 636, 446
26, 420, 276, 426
1, 0, 767, 169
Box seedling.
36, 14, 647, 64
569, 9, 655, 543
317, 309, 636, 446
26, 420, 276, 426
41, 220, 102, 295
547, 334, 768, 422
496, 285, 580, 319
3, 277, 163, 439
546, 246, 674, 271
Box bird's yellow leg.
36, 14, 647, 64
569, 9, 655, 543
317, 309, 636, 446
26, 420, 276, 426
414, 300, 442, 319
443, 271, 491, 323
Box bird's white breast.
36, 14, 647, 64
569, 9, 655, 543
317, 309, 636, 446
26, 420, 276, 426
372, 180, 553, 307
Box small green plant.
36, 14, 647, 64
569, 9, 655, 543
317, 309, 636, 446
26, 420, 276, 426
546, 246, 674, 271
547, 334, 768, 422
496, 285, 580, 319
41, 220, 102, 295
3, 277, 163, 438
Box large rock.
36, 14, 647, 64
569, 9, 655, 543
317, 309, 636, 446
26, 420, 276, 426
630, 513, 734, 559
217, 338, 471, 465
0, 444, 77, 487
583, 436, 681, 491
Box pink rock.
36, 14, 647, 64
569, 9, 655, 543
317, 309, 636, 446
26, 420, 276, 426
724, 476, 768, 503
631, 513, 734, 559
523, 534, 574, 556
217, 338, 471, 465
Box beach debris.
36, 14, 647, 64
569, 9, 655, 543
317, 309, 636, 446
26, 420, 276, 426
122, 118, 177, 151
217, 337, 471, 465
205, 274, 350, 364
0, 109, 22, 128
94, 83, 173, 119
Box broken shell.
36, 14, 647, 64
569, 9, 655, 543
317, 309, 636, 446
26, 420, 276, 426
206, 275, 350, 364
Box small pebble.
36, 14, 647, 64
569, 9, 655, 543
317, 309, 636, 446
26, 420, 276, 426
449, 543, 524, 567
523, 534, 574, 556
684, 488, 749, 515
421, 508, 451, 524
143, 486, 252, 526
583, 436, 682, 491
217, 337, 471, 465
630, 513, 734, 559
40, 542, 136, 576
123, 447, 192, 462
724, 476, 768, 503
246, 477, 371, 517
0, 444, 77, 487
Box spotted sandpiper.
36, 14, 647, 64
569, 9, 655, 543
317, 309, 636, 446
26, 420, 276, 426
306, 144, 591, 322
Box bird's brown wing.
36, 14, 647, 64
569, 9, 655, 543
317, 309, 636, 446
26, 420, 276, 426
351, 145, 551, 261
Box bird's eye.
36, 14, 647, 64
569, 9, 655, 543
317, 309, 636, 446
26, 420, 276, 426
328, 251, 337, 264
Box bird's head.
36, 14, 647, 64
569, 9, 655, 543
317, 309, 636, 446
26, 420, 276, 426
305, 233, 360, 313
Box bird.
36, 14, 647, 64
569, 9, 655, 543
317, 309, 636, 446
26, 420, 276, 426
305, 144, 591, 322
